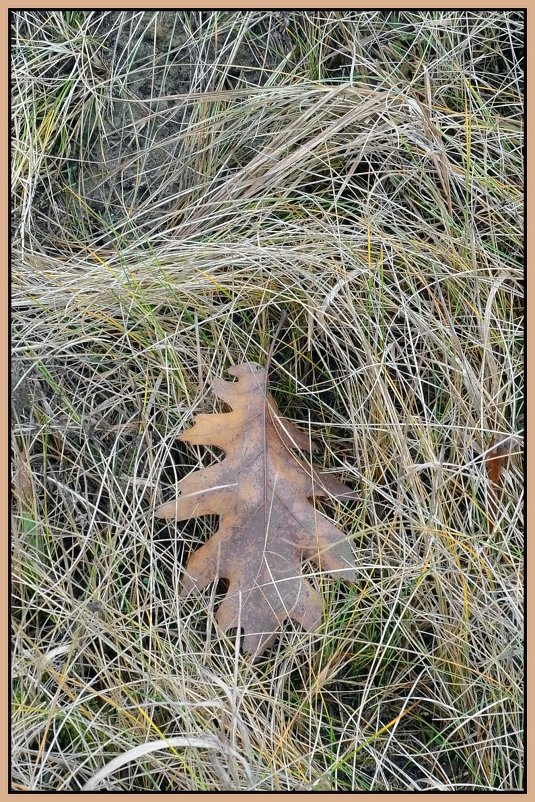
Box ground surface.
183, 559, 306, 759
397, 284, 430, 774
12, 10, 524, 791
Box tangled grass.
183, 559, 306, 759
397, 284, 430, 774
11, 10, 523, 791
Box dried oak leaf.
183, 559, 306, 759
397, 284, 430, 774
485, 435, 522, 530
156, 361, 358, 655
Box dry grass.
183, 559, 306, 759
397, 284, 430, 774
11, 10, 523, 791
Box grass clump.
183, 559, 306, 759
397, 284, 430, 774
11, 10, 523, 792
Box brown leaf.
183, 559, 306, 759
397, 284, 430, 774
156, 361, 358, 656
485, 436, 520, 530
487, 441, 507, 489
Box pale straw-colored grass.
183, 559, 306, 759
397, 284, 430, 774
12, 10, 523, 791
